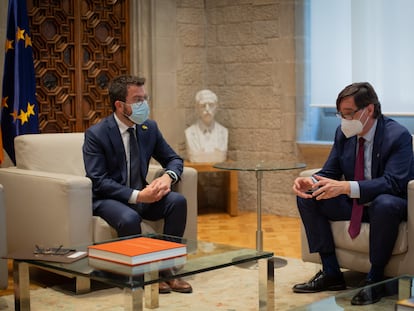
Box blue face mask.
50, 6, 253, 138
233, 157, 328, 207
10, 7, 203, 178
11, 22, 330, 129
126, 101, 150, 124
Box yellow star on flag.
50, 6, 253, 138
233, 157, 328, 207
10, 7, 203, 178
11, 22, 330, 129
27, 102, 35, 116
1, 96, 8, 109
25, 33, 32, 48
5, 39, 14, 52
9, 110, 18, 121
16, 26, 25, 41
18, 109, 28, 125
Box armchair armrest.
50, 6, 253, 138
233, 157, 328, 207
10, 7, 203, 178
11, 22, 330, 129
175, 167, 198, 240
0, 167, 93, 253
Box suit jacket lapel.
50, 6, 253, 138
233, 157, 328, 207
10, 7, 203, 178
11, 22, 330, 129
371, 117, 385, 178
136, 124, 148, 183
107, 115, 128, 183
343, 137, 357, 177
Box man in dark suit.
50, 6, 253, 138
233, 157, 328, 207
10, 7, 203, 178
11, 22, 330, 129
83, 75, 192, 294
292, 82, 414, 305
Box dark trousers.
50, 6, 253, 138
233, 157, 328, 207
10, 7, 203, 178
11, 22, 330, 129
93, 191, 187, 238
298, 194, 407, 267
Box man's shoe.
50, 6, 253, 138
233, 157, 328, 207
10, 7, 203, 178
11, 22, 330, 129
351, 279, 384, 305
293, 270, 346, 293
166, 278, 193, 293
159, 281, 171, 294
160, 268, 193, 294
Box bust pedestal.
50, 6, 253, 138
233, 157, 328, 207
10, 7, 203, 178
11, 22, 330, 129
184, 161, 238, 216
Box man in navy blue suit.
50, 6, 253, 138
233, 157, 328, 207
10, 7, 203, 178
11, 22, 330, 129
292, 82, 414, 305
83, 75, 192, 294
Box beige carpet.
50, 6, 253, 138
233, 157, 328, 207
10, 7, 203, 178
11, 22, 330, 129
0, 257, 397, 310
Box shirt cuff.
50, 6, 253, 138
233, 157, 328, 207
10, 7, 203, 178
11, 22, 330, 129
349, 181, 360, 198
129, 190, 140, 204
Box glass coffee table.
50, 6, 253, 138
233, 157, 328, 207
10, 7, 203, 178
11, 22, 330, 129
11, 234, 275, 311
290, 274, 414, 310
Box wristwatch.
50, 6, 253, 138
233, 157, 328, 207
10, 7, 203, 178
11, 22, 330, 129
165, 170, 178, 184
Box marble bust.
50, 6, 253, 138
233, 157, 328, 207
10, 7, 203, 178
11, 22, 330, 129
185, 89, 228, 163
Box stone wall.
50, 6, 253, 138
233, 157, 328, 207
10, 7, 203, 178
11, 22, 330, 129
172, 0, 301, 216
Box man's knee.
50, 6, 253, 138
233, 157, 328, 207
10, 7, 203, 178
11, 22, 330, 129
370, 194, 405, 219
176, 194, 187, 208
297, 196, 316, 212
117, 210, 142, 236
297, 196, 307, 209
169, 192, 187, 210
163, 193, 187, 220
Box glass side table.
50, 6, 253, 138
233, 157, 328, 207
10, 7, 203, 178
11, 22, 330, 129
214, 160, 306, 268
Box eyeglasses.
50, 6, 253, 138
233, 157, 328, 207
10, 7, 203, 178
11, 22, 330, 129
34, 244, 75, 255
133, 95, 150, 103
121, 95, 150, 105
335, 108, 363, 120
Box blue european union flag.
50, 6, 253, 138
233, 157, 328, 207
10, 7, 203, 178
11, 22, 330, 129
1, 0, 39, 165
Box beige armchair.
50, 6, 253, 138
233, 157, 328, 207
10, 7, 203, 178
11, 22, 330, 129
299, 169, 414, 277
0, 184, 8, 289
0, 133, 198, 256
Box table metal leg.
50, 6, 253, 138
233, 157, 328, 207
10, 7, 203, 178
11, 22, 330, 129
75, 276, 91, 294
256, 170, 264, 251
233, 171, 266, 269
398, 276, 414, 300
13, 260, 30, 311
144, 271, 159, 309
124, 287, 143, 311
255, 170, 287, 268
258, 258, 275, 310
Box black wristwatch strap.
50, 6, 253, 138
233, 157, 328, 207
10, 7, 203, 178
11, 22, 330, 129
165, 170, 178, 184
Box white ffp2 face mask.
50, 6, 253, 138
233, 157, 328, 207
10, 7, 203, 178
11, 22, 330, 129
340, 108, 368, 138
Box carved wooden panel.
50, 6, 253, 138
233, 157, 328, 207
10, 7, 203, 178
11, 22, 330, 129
27, 0, 129, 132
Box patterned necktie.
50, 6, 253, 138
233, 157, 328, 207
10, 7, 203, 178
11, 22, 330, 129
127, 127, 142, 189
348, 137, 365, 239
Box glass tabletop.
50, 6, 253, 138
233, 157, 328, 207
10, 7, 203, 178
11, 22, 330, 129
213, 160, 306, 172
16, 233, 273, 289
289, 275, 414, 310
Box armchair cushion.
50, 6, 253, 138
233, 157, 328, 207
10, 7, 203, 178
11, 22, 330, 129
14, 133, 86, 175
331, 221, 408, 255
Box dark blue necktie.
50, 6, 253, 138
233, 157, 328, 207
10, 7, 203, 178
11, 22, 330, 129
128, 127, 142, 189
348, 137, 365, 239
